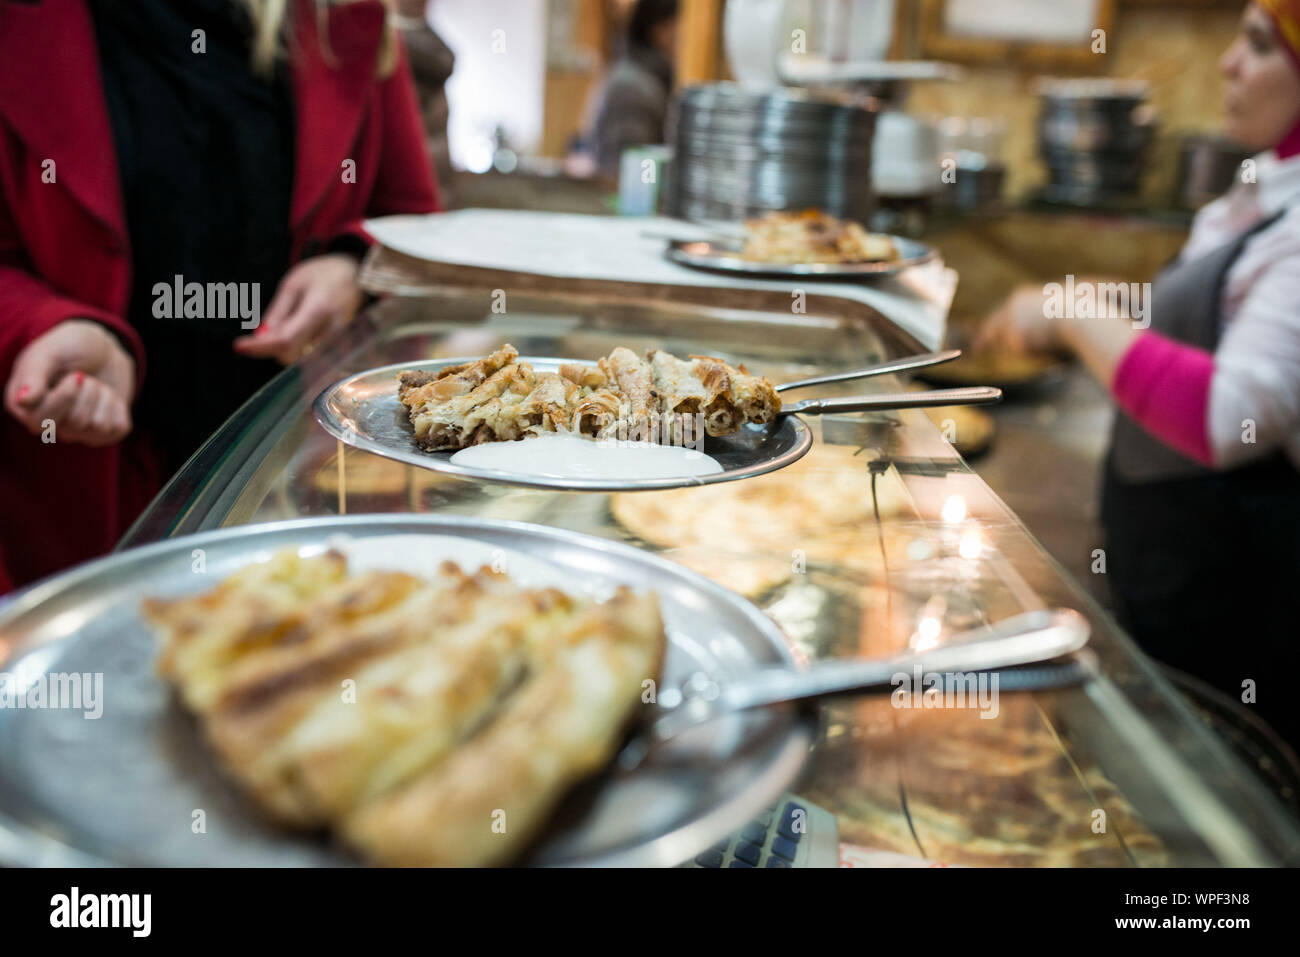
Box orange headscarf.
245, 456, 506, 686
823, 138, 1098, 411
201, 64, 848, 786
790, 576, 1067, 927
1258, 0, 1300, 65
1257, 0, 1300, 155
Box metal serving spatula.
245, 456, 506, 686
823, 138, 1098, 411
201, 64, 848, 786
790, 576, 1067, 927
619, 608, 1089, 768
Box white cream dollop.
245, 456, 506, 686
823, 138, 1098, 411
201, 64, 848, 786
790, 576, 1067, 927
449, 433, 723, 482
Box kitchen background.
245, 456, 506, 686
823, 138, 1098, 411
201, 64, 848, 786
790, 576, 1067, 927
414, 0, 1250, 605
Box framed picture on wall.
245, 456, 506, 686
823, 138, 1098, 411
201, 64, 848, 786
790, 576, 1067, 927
919, 0, 1118, 70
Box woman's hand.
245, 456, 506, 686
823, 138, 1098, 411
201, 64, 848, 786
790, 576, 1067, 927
972, 284, 1064, 355
974, 279, 1143, 389
4, 319, 135, 447
233, 254, 363, 365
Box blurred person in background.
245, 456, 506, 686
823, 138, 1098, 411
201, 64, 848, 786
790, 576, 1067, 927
393, 0, 457, 207
0, 0, 438, 593
976, 0, 1300, 748
586, 0, 679, 177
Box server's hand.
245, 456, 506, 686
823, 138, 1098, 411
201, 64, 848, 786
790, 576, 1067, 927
233, 254, 362, 365
972, 285, 1064, 355
4, 319, 135, 446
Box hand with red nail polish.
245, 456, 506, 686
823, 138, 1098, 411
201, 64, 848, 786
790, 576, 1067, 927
4, 319, 135, 446
233, 253, 362, 365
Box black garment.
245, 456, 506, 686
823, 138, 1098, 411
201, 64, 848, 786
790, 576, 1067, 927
1101, 212, 1300, 748
590, 45, 674, 176
1109, 212, 1284, 481
90, 0, 295, 474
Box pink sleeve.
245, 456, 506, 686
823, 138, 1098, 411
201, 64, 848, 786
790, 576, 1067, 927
1111, 332, 1216, 466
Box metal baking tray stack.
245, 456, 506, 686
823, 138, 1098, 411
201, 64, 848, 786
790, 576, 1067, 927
667, 83, 878, 223
1036, 78, 1157, 207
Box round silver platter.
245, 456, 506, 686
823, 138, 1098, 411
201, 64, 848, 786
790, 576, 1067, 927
0, 515, 815, 867
665, 235, 937, 278
313, 356, 813, 492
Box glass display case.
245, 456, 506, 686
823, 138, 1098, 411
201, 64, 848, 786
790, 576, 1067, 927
121, 287, 1300, 867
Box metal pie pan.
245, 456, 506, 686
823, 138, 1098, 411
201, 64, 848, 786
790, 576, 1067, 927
313, 356, 813, 492
665, 235, 937, 278
0, 515, 816, 867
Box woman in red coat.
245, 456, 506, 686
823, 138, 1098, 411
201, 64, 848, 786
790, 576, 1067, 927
0, 0, 439, 592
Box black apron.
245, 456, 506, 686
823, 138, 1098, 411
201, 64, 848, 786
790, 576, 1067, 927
1101, 210, 1300, 747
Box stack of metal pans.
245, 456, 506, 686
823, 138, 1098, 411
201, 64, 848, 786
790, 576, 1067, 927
667, 83, 878, 223
1175, 133, 1251, 210
1036, 79, 1157, 206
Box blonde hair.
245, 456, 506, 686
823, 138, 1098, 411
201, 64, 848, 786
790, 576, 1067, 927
242, 0, 398, 78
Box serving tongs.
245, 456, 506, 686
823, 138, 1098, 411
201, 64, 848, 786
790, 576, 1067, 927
775, 350, 961, 392
621, 609, 1090, 764
780, 386, 1001, 416
773, 350, 1002, 415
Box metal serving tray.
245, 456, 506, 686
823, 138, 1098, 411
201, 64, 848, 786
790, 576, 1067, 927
0, 515, 815, 867
665, 236, 938, 278
313, 356, 813, 492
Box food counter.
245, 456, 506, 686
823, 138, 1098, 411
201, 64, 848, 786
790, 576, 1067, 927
120, 285, 1300, 867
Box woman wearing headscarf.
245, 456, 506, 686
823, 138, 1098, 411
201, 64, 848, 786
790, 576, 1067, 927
977, 1, 1300, 746
0, 0, 438, 592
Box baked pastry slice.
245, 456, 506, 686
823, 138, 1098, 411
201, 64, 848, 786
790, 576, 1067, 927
343, 589, 664, 866
145, 550, 666, 864
740, 209, 899, 264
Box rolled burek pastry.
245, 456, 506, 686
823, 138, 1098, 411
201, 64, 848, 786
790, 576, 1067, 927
559, 362, 607, 390
653, 410, 702, 448
731, 369, 779, 426
463, 397, 524, 443
687, 356, 741, 436
605, 347, 656, 439
573, 389, 623, 438
515, 372, 573, 434
399, 347, 525, 449
552, 376, 583, 433
647, 350, 707, 415
398, 343, 520, 406
424, 364, 520, 449
702, 399, 742, 437
691, 354, 781, 435
646, 350, 711, 445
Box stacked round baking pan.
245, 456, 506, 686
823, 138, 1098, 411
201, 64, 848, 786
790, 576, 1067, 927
667, 83, 878, 223
1037, 79, 1157, 206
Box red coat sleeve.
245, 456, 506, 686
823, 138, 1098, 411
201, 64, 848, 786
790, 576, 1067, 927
0, 174, 146, 389
375, 35, 442, 215
334, 34, 442, 249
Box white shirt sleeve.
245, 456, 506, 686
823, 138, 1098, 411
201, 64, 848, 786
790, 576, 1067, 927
1209, 240, 1300, 468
